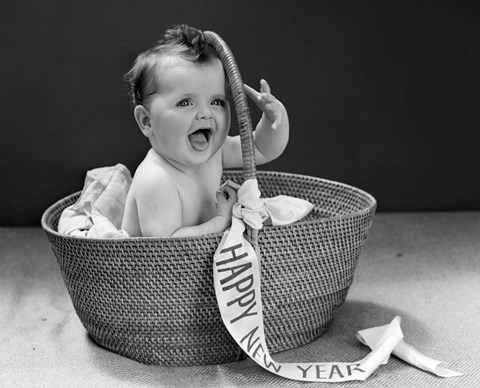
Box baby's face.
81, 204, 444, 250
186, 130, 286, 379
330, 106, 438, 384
146, 56, 231, 169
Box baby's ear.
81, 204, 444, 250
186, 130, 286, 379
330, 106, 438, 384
134, 105, 152, 137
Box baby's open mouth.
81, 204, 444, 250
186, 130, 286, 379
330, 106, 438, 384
189, 128, 212, 151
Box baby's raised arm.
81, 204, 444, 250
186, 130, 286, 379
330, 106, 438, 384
222, 79, 289, 169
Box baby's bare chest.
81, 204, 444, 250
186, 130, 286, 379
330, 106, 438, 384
178, 169, 222, 224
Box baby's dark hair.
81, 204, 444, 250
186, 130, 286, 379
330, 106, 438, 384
124, 24, 219, 109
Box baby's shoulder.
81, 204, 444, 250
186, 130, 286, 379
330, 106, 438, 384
131, 158, 178, 197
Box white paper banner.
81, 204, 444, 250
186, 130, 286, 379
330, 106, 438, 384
213, 179, 462, 382
356, 324, 462, 378
214, 216, 404, 382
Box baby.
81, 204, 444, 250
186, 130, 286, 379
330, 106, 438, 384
121, 25, 289, 237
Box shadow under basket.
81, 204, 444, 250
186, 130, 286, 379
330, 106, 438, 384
41, 169, 376, 366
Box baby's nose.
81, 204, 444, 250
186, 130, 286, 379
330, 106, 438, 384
196, 106, 213, 120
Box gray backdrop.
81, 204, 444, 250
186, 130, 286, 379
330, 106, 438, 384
1, 0, 479, 225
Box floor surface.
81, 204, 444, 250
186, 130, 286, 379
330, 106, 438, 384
1, 212, 479, 387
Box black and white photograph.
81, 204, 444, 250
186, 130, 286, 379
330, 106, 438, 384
1, 1, 478, 387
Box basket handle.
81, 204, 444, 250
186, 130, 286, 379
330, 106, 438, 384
204, 31, 257, 182
204, 31, 260, 244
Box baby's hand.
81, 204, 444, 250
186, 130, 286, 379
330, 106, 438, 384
244, 79, 286, 130
216, 182, 239, 222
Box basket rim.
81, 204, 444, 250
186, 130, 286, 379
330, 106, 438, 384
41, 169, 376, 243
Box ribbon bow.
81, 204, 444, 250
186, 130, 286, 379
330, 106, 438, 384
226, 179, 314, 230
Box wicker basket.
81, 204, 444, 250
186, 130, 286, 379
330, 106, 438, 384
41, 31, 376, 366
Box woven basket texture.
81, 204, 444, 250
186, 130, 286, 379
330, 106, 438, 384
42, 169, 376, 366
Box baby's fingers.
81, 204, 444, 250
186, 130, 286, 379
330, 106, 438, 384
244, 80, 284, 129
244, 80, 274, 103
244, 83, 262, 103
244, 82, 277, 113
260, 79, 271, 94
217, 185, 237, 202
224, 186, 238, 203
215, 189, 226, 204
219, 180, 241, 191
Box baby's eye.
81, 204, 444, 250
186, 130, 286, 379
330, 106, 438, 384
211, 98, 226, 107
176, 99, 193, 107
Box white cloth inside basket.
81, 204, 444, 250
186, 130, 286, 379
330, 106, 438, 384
58, 164, 132, 238
58, 167, 314, 238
